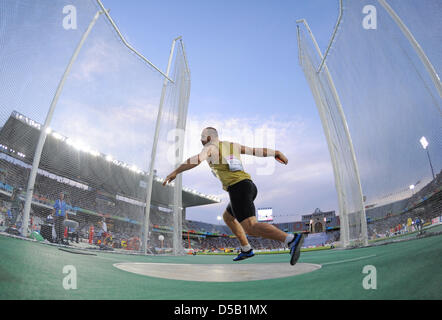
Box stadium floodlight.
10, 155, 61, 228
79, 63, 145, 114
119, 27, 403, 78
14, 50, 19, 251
71, 140, 89, 152
45, 127, 52, 134
409, 184, 415, 195
51, 132, 64, 140
419, 136, 429, 149
65, 138, 75, 146
105, 155, 113, 162
419, 136, 435, 180
89, 150, 100, 157
72, 142, 81, 151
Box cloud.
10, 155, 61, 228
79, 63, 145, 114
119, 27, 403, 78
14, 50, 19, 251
70, 39, 120, 82
49, 98, 160, 170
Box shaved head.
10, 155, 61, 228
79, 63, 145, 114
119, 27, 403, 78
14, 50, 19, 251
201, 127, 218, 145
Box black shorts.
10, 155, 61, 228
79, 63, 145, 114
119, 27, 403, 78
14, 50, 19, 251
225, 179, 258, 223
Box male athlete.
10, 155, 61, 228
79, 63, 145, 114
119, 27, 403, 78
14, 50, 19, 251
163, 127, 304, 265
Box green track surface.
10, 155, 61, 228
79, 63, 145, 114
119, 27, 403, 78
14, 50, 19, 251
1, 230, 441, 300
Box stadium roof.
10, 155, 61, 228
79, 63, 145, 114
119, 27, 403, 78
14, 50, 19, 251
0, 111, 219, 208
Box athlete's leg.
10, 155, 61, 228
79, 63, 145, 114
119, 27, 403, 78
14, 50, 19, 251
229, 180, 303, 265
240, 216, 287, 242
223, 210, 249, 247
241, 215, 304, 265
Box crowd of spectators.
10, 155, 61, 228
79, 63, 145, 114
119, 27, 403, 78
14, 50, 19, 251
1, 155, 440, 251
184, 220, 231, 235
0, 158, 144, 220
185, 235, 287, 252
366, 170, 441, 239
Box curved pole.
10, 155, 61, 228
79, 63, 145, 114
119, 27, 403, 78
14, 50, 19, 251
142, 36, 181, 255
378, 0, 442, 98
96, 0, 174, 83
317, 0, 343, 73
172, 39, 190, 256
296, 19, 368, 246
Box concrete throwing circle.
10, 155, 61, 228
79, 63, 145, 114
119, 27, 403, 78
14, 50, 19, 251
113, 262, 321, 282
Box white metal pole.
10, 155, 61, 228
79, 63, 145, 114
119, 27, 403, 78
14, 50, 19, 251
172, 39, 190, 255
297, 26, 347, 245
297, 19, 368, 246
378, 0, 442, 98
21, 11, 102, 237
95, 0, 174, 83
296, 25, 302, 66
179, 39, 191, 76
173, 72, 183, 256
317, 0, 343, 73
297, 19, 350, 247
142, 37, 181, 254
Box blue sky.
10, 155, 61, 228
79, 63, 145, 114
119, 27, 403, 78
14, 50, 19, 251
98, 0, 342, 224
101, 0, 339, 118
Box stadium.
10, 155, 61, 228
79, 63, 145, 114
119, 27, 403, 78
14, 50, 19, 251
0, 0, 441, 305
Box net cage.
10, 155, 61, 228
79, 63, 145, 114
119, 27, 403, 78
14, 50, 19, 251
297, 0, 441, 247
0, 0, 191, 255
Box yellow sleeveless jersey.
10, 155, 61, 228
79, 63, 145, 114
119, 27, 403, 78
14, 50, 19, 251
208, 141, 251, 191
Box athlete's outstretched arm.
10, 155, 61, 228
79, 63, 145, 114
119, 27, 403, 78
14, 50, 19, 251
162, 146, 212, 185
240, 143, 288, 165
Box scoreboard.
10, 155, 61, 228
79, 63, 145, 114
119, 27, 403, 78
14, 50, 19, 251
257, 208, 273, 222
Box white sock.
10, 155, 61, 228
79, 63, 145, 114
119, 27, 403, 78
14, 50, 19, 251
241, 244, 252, 252
284, 234, 295, 245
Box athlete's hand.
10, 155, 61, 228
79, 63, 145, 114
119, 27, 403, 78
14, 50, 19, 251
163, 172, 177, 186
275, 150, 288, 165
